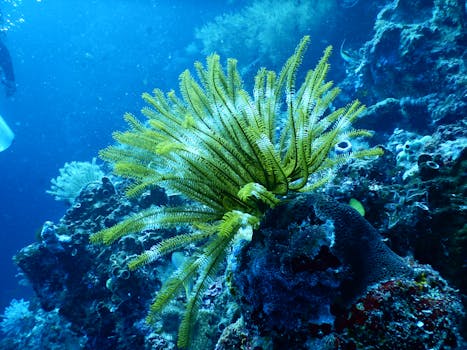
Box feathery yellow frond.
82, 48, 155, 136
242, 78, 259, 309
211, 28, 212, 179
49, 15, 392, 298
92, 36, 382, 348
128, 230, 214, 271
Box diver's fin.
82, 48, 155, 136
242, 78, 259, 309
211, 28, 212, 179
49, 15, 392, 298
0, 115, 14, 152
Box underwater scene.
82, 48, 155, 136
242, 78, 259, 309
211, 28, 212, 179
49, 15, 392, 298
0, 0, 466, 349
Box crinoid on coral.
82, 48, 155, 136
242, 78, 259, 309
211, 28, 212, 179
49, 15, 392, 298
46, 158, 104, 204
90, 36, 383, 348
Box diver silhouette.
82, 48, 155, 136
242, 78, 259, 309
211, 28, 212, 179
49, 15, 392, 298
0, 8, 16, 97
0, 38, 15, 97
0, 10, 15, 152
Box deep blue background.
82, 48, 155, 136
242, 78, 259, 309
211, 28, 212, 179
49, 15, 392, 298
0, 0, 235, 312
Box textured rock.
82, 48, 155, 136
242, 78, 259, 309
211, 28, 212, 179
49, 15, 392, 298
341, 0, 466, 133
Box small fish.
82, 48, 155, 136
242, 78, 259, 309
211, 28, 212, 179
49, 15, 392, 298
340, 39, 354, 64
341, 41, 367, 75
338, 0, 360, 8
240, 56, 261, 76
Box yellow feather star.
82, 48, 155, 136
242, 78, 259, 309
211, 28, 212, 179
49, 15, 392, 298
91, 36, 382, 348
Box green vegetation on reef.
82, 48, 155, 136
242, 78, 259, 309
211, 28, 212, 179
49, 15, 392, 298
193, 0, 336, 67
90, 36, 382, 348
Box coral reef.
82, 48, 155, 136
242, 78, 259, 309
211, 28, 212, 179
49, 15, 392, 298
12, 179, 465, 349
225, 194, 464, 349
325, 120, 467, 344
328, 2, 467, 322
13, 178, 173, 349
391, 130, 434, 180
11, 175, 240, 349
334, 266, 464, 349
4, 1, 466, 349
341, 0, 466, 134
328, 120, 467, 292
0, 299, 85, 350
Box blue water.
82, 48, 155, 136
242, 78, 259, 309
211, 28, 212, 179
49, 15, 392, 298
0, 0, 237, 312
